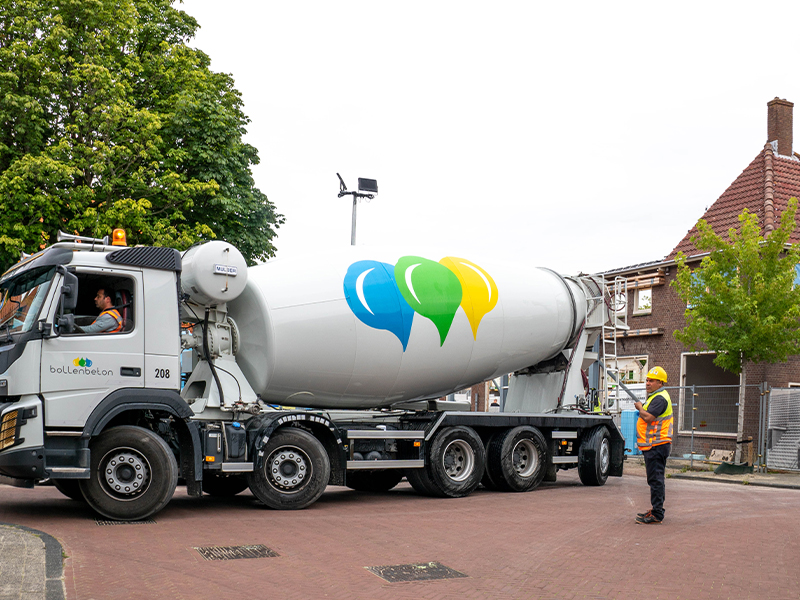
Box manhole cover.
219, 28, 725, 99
366, 562, 467, 583
194, 545, 278, 561
95, 519, 156, 526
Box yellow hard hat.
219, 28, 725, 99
647, 366, 667, 383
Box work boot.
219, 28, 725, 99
636, 512, 663, 524
636, 510, 652, 519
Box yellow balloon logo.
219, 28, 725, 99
439, 257, 498, 339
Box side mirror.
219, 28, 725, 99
61, 272, 78, 311
57, 314, 75, 334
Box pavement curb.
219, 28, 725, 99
669, 473, 800, 490
0, 522, 65, 600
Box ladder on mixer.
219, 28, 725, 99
601, 276, 627, 413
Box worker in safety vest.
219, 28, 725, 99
633, 366, 672, 524
78, 288, 123, 334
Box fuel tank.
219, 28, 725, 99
227, 247, 588, 409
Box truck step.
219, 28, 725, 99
347, 459, 424, 470
46, 467, 90, 478
220, 463, 253, 473
346, 431, 425, 440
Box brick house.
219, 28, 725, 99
604, 98, 800, 459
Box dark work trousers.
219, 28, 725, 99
643, 443, 671, 520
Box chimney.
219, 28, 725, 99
767, 97, 793, 156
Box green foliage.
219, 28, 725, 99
671, 198, 800, 374
0, 0, 283, 271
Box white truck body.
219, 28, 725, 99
0, 237, 624, 521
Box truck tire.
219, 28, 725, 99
202, 473, 249, 497
247, 428, 330, 510
53, 479, 85, 502
578, 426, 611, 486
426, 426, 485, 498
405, 467, 439, 496
345, 469, 403, 492
486, 426, 547, 492
80, 425, 179, 521
480, 433, 499, 490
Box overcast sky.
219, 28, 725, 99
180, 0, 800, 274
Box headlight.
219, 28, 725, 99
0, 410, 18, 450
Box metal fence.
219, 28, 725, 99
765, 388, 800, 472
615, 384, 763, 462
615, 383, 800, 472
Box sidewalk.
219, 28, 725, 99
0, 523, 64, 600
624, 455, 800, 489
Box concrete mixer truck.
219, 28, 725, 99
0, 231, 625, 520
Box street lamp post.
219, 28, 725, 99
337, 173, 378, 245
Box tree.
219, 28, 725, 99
0, 0, 283, 271
672, 197, 800, 461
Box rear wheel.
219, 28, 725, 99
405, 467, 439, 496
486, 426, 547, 492
247, 428, 330, 510
426, 426, 485, 498
345, 470, 403, 492
578, 426, 611, 486
80, 425, 178, 521
480, 433, 500, 490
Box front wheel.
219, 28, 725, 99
52, 479, 85, 502
247, 428, 330, 510
80, 425, 179, 521
578, 426, 611, 486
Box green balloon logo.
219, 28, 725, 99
395, 256, 462, 346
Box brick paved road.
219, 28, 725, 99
0, 471, 798, 600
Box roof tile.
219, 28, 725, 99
667, 149, 800, 259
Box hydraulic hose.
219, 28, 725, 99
203, 308, 225, 406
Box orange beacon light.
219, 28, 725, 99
111, 228, 127, 246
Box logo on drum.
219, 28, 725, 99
344, 256, 498, 350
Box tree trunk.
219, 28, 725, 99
735, 360, 747, 463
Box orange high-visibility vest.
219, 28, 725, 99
636, 389, 673, 451
99, 308, 123, 333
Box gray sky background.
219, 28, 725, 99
181, 0, 800, 274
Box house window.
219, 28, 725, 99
633, 288, 652, 315
679, 352, 739, 436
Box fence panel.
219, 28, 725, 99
767, 388, 800, 472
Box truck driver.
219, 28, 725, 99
78, 288, 123, 334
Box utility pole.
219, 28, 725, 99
337, 173, 378, 245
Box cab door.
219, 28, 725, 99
40, 268, 145, 428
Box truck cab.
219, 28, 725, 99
0, 237, 195, 517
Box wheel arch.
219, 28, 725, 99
247, 412, 346, 487
82, 388, 203, 494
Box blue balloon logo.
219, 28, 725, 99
344, 260, 415, 350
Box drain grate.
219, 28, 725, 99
194, 544, 278, 561
366, 562, 467, 583
95, 519, 156, 526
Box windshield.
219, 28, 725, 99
0, 266, 56, 337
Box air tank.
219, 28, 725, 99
181, 241, 248, 306
227, 247, 588, 409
